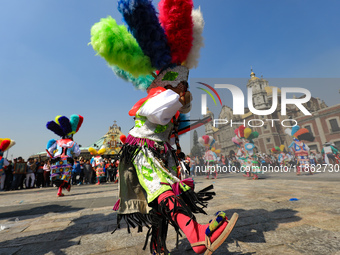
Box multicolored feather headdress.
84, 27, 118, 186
234, 125, 259, 144
46, 115, 84, 138
88, 147, 106, 156
0, 138, 16, 155
271, 145, 285, 153
90, 0, 205, 92
284, 126, 315, 142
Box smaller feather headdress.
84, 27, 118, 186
285, 126, 315, 142
234, 126, 259, 144
0, 138, 16, 154
88, 147, 106, 156
46, 114, 84, 138
271, 145, 285, 153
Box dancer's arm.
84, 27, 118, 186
138, 89, 191, 125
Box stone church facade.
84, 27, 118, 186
205, 70, 340, 156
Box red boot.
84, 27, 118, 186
243, 172, 250, 178
66, 182, 71, 192
157, 191, 238, 254
57, 185, 64, 197
296, 166, 301, 175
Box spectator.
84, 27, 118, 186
26, 158, 36, 188
79, 158, 85, 184
72, 157, 81, 185
198, 156, 205, 176
178, 152, 190, 179
4, 160, 13, 191
43, 160, 51, 187
112, 158, 119, 182
315, 151, 323, 164
106, 158, 114, 182
11, 157, 26, 190
35, 159, 44, 188
83, 160, 93, 184
189, 156, 196, 177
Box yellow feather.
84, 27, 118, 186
244, 128, 252, 139
88, 147, 98, 155
98, 148, 106, 155
55, 115, 62, 125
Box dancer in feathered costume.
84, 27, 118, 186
198, 135, 218, 179
90, 1, 238, 254
233, 126, 260, 180
46, 115, 83, 197
88, 147, 106, 185
0, 139, 15, 190
285, 126, 314, 175
271, 145, 287, 166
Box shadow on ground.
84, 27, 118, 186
0, 212, 116, 255
0, 204, 85, 220
169, 208, 301, 254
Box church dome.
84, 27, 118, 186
250, 71, 259, 80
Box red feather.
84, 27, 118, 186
202, 135, 209, 144
120, 135, 127, 144
238, 125, 245, 138
76, 115, 84, 132
0, 140, 10, 152
158, 0, 194, 64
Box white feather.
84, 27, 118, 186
184, 7, 205, 69
285, 128, 292, 136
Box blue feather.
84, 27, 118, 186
291, 125, 300, 136
46, 121, 65, 137
118, 0, 172, 70
58, 116, 72, 135
46, 139, 56, 150
111, 66, 154, 90
70, 114, 80, 133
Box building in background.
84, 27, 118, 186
205, 70, 340, 156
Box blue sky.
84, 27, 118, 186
1, 0, 339, 160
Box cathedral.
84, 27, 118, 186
204, 70, 339, 155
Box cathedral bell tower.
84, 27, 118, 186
247, 68, 269, 110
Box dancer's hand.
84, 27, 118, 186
179, 91, 192, 106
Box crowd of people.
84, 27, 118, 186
185, 142, 339, 178
1, 142, 339, 192
0, 156, 120, 192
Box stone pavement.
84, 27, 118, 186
1, 171, 340, 255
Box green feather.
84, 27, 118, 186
90, 16, 154, 77
69, 114, 79, 134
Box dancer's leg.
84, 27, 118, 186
158, 191, 236, 254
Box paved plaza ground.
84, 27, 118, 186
1, 170, 340, 255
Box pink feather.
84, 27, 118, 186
113, 199, 120, 211
158, 0, 194, 64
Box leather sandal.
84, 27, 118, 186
191, 212, 238, 255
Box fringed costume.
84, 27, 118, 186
286, 126, 315, 175
46, 115, 83, 197
90, 0, 238, 254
